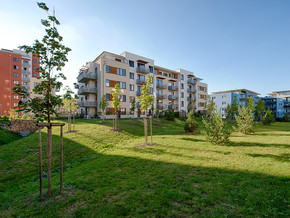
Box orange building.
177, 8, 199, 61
0, 49, 40, 116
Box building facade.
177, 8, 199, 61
0, 49, 40, 116
266, 90, 290, 118
76, 51, 208, 118
260, 96, 285, 118
211, 89, 260, 118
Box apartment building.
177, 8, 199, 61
76, 51, 208, 118
265, 90, 290, 118
0, 48, 40, 116
211, 89, 260, 118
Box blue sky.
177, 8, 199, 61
1, 0, 289, 96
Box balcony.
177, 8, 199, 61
187, 97, 196, 101
78, 87, 98, 95
136, 79, 146, 85
78, 100, 98, 108
136, 91, 141, 96
136, 67, 150, 74
168, 104, 178, 110
22, 62, 31, 67
187, 88, 196, 93
22, 70, 31, 74
77, 72, 98, 83
137, 103, 141, 108
156, 94, 167, 99
187, 105, 197, 110
156, 84, 167, 89
168, 85, 178, 91
157, 104, 167, 110
168, 95, 178, 100
22, 77, 30, 82
22, 84, 30, 89
187, 78, 196, 85
284, 102, 290, 107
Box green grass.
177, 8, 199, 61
0, 128, 22, 145
0, 118, 289, 217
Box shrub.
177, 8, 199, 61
21, 114, 27, 119
165, 110, 175, 121
202, 110, 231, 144
282, 114, 289, 122
262, 109, 275, 125
184, 111, 198, 133
3, 115, 9, 121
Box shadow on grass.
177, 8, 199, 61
1, 127, 289, 217
180, 138, 205, 142
247, 153, 290, 163
225, 141, 290, 148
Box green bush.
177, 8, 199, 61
165, 110, 175, 121
262, 109, 275, 125
202, 110, 231, 144
184, 111, 198, 133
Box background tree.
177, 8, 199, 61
235, 97, 255, 134
225, 104, 232, 120
13, 2, 71, 195
99, 95, 109, 123
202, 109, 231, 144
230, 96, 239, 119
204, 95, 215, 117
138, 75, 154, 145
110, 84, 120, 130
130, 97, 136, 117
262, 108, 275, 125
63, 86, 78, 132
255, 99, 266, 121
184, 110, 198, 133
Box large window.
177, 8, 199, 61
120, 95, 126, 102
129, 60, 134, 67
149, 66, 153, 73
130, 73, 134, 79
106, 65, 110, 73
13, 58, 19, 62
117, 68, 126, 76
13, 73, 19, 77
181, 83, 184, 89
106, 79, 110, 87
117, 81, 126, 89
106, 93, 110, 100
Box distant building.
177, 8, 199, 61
211, 89, 260, 118
0, 48, 40, 116
263, 90, 290, 118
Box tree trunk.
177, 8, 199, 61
38, 127, 42, 201
144, 117, 148, 145
47, 125, 52, 195
150, 117, 153, 143
73, 114, 75, 131
102, 110, 105, 123
115, 112, 117, 130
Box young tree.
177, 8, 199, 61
230, 96, 239, 119
99, 95, 109, 123
130, 97, 136, 118
110, 84, 120, 130
262, 108, 275, 125
138, 75, 154, 145
63, 98, 78, 132
204, 95, 215, 117
202, 109, 231, 144
225, 104, 232, 120
235, 97, 255, 134
255, 99, 266, 121
184, 110, 198, 133
13, 2, 71, 195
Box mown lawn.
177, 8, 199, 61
0, 128, 21, 145
0, 118, 289, 217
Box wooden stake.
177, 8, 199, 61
38, 127, 42, 201
144, 117, 147, 145
73, 114, 75, 131
47, 125, 52, 195
60, 126, 63, 193
150, 117, 153, 143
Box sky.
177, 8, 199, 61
1, 0, 289, 96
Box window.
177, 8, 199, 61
181, 75, 184, 80
129, 84, 134, 91
117, 68, 126, 76
106, 94, 110, 100
181, 101, 184, 107
181, 92, 184, 98
222, 102, 226, 105
13, 73, 19, 77
181, 83, 184, 89
33, 66, 37, 70
198, 94, 201, 98
106, 65, 110, 73
154, 69, 157, 74
14, 95, 19, 100
117, 81, 126, 89
115, 58, 121, 62
13, 80, 19, 84
149, 66, 153, 73
23, 60, 28, 64
130, 73, 134, 79
33, 73, 37, 77
198, 86, 201, 90
33, 59, 37, 63
34, 82, 37, 87
129, 60, 134, 67
14, 103, 18, 107
120, 108, 126, 115
120, 95, 126, 102
204, 87, 207, 92
122, 69, 126, 76
13, 65, 19, 70
106, 79, 110, 87
212, 97, 216, 100
13, 58, 19, 62
222, 95, 226, 99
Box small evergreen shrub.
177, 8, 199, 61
165, 110, 175, 121
262, 109, 275, 125
202, 110, 231, 144
184, 111, 198, 133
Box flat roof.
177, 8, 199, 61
212, 89, 260, 96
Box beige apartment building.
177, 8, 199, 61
76, 51, 208, 118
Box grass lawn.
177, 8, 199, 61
0, 128, 22, 145
0, 118, 289, 216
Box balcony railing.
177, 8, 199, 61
187, 105, 197, 110
168, 104, 178, 110
157, 104, 167, 110
22, 62, 31, 67
187, 88, 196, 93
156, 84, 167, 89
22, 84, 30, 89
187, 79, 196, 85
136, 67, 150, 74
22, 77, 30, 82
156, 94, 167, 99
168, 86, 178, 91
78, 100, 98, 107
77, 72, 98, 83
168, 95, 178, 100
136, 79, 146, 85
22, 70, 31, 74
187, 97, 196, 101
284, 102, 290, 107
78, 87, 98, 95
